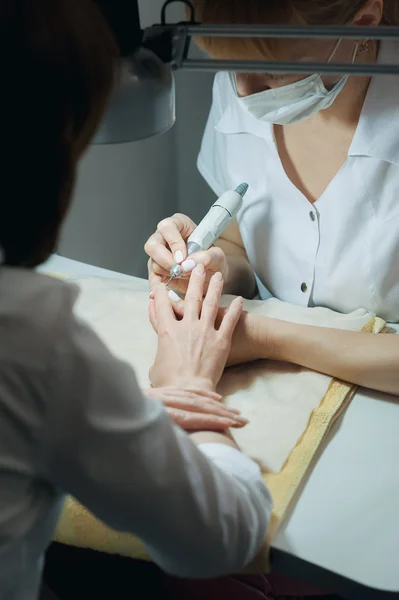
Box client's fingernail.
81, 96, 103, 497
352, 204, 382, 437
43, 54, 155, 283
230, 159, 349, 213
182, 259, 196, 273
213, 272, 223, 282
168, 290, 180, 302
194, 263, 205, 275
235, 416, 249, 425
174, 250, 184, 264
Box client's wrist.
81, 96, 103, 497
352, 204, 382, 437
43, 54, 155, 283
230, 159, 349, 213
244, 313, 264, 361
265, 318, 300, 362
166, 377, 216, 394
149, 366, 216, 392
230, 312, 269, 364
242, 314, 283, 362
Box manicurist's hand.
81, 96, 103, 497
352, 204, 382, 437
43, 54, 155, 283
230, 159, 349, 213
143, 386, 248, 431
145, 213, 229, 295
149, 264, 243, 391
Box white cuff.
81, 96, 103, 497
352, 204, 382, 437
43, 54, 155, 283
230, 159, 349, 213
198, 443, 264, 484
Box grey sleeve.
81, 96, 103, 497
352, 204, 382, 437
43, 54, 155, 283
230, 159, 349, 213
41, 315, 272, 578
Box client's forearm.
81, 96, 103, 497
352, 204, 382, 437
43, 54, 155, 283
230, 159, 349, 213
265, 319, 399, 396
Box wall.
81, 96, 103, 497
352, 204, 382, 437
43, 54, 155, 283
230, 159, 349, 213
59, 0, 215, 277
141, 1, 216, 221
174, 69, 215, 223
137, 0, 215, 221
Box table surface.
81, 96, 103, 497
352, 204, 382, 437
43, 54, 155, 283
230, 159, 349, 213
40, 255, 399, 597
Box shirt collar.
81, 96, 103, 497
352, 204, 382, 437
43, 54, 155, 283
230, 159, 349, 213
349, 40, 399, 166
216, 41, 399, 165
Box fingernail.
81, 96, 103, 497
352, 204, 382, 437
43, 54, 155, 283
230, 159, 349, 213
168, 290, 180, 302
194, 263, 205, 275
182, 259, 196, 273
235, 416, 249, 425
213, 272, 223, 282
174, 250, 184, 264
149, 292, 154, 300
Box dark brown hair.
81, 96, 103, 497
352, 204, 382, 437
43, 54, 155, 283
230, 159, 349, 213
0, 0, 119, 267
191, 0, 399, 60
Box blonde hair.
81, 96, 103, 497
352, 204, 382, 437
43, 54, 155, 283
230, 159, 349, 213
190, 0, 399, 60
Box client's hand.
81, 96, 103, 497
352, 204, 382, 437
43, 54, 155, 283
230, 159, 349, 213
143, 387, 248, 431
158, 300, 274, 367
149, 264, 243, 391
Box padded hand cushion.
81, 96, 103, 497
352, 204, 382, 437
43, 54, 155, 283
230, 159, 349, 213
71, 276, 383, 473
53, 275, 384, 569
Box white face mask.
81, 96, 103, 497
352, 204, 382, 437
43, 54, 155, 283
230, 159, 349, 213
232, 39, 359, 125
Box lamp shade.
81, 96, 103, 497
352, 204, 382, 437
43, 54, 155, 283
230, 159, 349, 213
94, 47, 176, 144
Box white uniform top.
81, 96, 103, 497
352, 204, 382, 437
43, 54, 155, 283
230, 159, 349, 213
0, 268, 271, 600
198, 40, 399, 323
